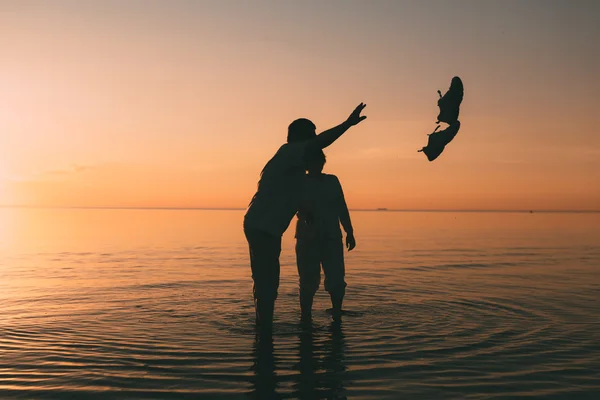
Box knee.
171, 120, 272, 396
253, 280, 279, 302
254, 289, 278, 302
299, 275, 320, 296
324, 278, 346, 295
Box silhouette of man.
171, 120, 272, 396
295, 149, 355, 321
244, 103, 367, 329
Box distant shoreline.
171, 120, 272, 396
1, 205, 599, 214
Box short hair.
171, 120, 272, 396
287, 118, 316, 143
305, 148, 326, 167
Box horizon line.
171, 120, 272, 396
1, 205, 599, 213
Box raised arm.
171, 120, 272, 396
307, 103, 367, 152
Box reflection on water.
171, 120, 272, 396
295, 324, 318, 400
249, 320, 348, 400
1, 209, 599, 399
250, 330, 277, 399
320, 320, 347, 400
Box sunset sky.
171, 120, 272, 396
2, 0, 599, 211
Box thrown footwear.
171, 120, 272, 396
418, 121, 461, 161
436, 76, 464, 125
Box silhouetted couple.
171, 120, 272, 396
243, 103, 366, 329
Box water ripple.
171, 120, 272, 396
1, 210, 599, 399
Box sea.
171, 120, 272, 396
1, 208, 599, 399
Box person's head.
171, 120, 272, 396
305, 148, 326, 175
287, 118, 316, 143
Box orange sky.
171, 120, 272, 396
1, 1, 599, 210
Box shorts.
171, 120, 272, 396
295, 236, 346, 297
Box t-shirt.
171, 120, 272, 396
244, 142, 309, 237
295, 174, 346, 240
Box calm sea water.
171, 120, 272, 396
1, 209, 599, 399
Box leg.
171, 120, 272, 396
321, 239, 347, 320
245, 227, 282, 329
295, 238, 321, 321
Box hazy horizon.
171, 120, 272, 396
1, 204, 599, 213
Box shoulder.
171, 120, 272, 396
266, 142, 307, 169
279, 142, 308, 155
279, 142, 309, 164
323, 174, 342, 187
324, 174, 340, 182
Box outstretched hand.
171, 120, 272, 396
346, 103, 367, 126
346, 233, 356, 251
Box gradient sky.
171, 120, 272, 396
2, 0, 599, 210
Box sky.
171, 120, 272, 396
1, 0, 599, 210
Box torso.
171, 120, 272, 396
244, 143, 307, 237
295, 173, 343, 240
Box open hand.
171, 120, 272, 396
346, 233, 356, 251
346, 103, 367, 126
